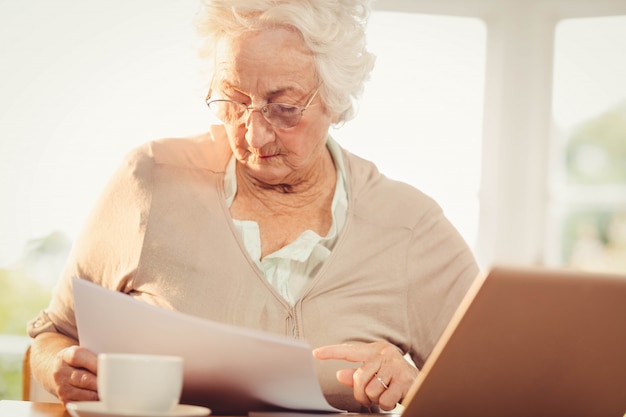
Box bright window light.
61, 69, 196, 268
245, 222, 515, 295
0, 5, 486, 266
548, 15, 626, 272
335, 11, 486, 248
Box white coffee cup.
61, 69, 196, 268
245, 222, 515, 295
97, 353, 184, 413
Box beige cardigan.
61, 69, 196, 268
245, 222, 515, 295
29, 126, 479, 411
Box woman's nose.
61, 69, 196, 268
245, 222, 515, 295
244, 110, 275, 149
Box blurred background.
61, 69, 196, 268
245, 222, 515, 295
1, 0, 625, 400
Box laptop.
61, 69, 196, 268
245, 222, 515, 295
401, 265, 626, 417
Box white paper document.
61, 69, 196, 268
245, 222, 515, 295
73, 278, 341, 414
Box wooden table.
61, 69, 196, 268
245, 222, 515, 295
1, 400, 339, 417
1, 401, 385, 417
0, 400, 241, 417
0, 401, 70, 417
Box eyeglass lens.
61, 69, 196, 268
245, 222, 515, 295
207, 101, 303, 129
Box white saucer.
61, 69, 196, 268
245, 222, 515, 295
66, 401, 211, 417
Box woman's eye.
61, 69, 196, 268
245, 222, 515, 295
273, 104, 299, 114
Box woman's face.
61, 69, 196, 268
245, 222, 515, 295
212, 27, 334, 187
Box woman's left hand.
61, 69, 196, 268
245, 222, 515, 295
313, 341, 418, 411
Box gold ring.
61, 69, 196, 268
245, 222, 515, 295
375, 375, 389, 390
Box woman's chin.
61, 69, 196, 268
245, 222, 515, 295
241, 163, 290, 187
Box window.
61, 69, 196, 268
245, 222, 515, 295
547, 15, 626, 272
0, 0, 204, 400
336, 11, 486, 249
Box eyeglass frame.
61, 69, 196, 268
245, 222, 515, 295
205, 84, 321, 129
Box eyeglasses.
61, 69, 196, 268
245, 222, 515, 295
205, 85, 320, 129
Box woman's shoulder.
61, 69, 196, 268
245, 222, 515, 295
343, 149, 437, 204
342, 148, 442, 227
125, 126, 232, 173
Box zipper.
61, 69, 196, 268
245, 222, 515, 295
286, 309, 299, 338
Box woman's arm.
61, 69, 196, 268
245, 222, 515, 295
30, 332, 98, 405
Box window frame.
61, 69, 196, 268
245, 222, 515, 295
374, 0, 626, 268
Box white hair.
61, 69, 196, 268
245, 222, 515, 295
195, 0, 376, 124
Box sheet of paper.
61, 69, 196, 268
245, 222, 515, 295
73, 278, 341, 414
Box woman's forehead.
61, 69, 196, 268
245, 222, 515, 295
213, 28, 317, 91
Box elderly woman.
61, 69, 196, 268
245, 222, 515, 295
27, 0, 478, 412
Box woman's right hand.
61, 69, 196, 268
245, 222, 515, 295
51, 345, 99, 404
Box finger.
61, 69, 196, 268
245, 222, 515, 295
57, 382, 99, 405
61, 346, 98, 374
379, 386, 402, 411
378, 363, 419, 410
68, 367, 98, 391
313, 343, 376, 363
335, 367, 390, 407
363, 376, 383, 406
335, 368, 356, 387
361, 372, 405, 411
352, 364, 383, 406
336, 369, 389, 408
